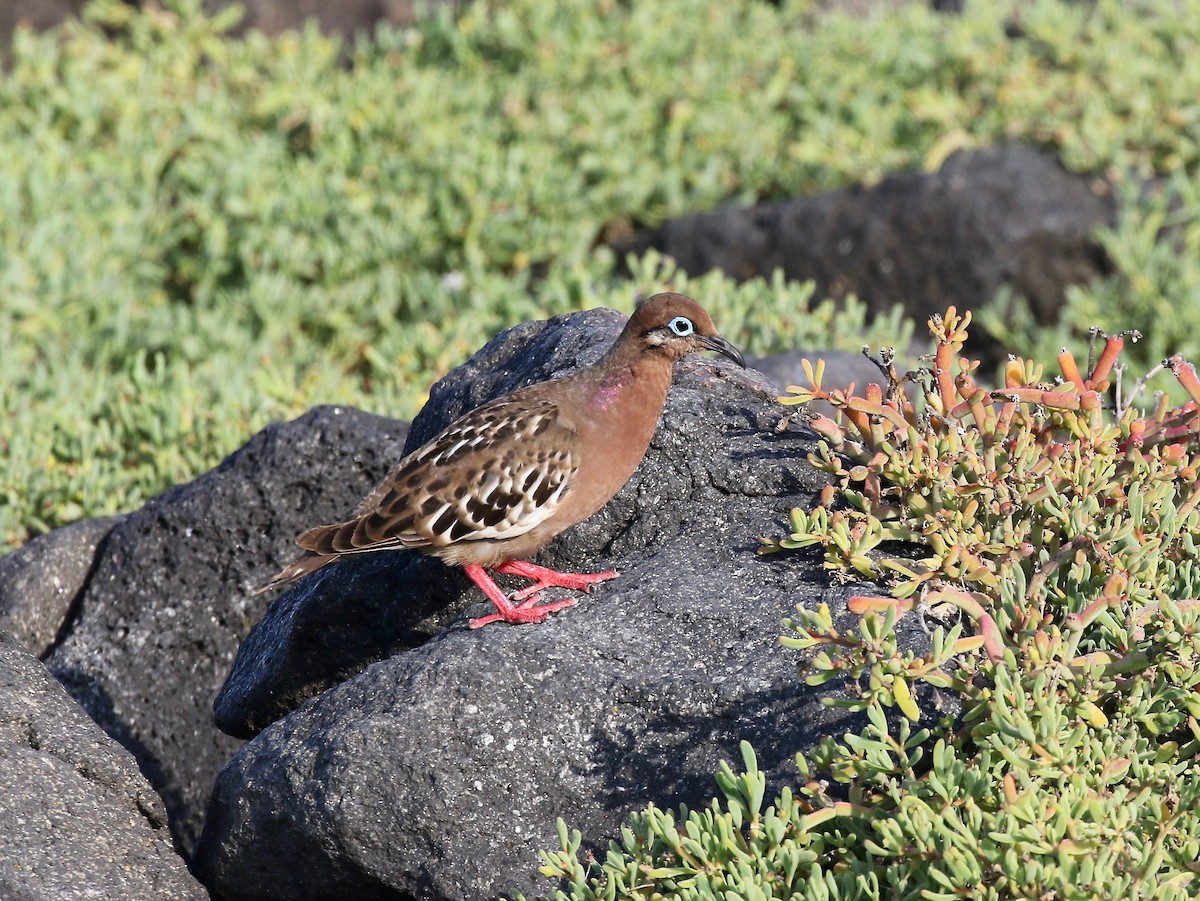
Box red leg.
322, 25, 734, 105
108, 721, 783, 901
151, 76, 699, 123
493, 559, 619, 601
464, 563, 578, 629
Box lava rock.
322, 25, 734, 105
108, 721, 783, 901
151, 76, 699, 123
0, 515, 124, 657
0, 629, 207, 900
614, 145, 1115, 364
194, 316, 946, 899
43, 405, 411, 853
9, 305, 952, 900
212, 309, 791, 739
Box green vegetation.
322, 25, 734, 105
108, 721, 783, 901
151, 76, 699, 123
5, 0, 1200, 895
528, 311, 1200, 899
5, 0, 1200, 550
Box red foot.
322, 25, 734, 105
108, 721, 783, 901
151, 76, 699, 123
467, 593, 578, 629
462, 561, 618, 628
494, 559, 619, 601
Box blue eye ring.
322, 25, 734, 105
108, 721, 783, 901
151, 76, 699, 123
667, 316, 694, 336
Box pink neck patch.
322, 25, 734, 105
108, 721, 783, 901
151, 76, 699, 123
592, 377, 627, 412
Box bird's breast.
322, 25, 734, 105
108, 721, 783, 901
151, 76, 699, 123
556, 363, 673, 528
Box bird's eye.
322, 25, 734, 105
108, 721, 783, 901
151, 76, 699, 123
667, 316, 694, 336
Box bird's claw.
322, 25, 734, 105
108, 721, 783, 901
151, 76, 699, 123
468, 593, 578, 629
507, 569, 618, 602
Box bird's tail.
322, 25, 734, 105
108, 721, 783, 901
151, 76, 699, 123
251, 553, 339, 596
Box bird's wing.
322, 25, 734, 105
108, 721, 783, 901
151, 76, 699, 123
296, 396, 580, 556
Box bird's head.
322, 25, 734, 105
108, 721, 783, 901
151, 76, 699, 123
625, 292, 746, 367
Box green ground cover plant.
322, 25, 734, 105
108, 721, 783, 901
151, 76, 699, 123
5, 0, 1200, 894
524, 310, 1200, 898
4, 0, 1200, 558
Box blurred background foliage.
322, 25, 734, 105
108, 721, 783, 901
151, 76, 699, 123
3, 0, 1200, 549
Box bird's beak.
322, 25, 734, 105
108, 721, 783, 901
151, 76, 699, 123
697, 334, 746, 368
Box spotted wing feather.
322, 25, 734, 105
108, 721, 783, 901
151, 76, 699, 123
295, 397, 579, 557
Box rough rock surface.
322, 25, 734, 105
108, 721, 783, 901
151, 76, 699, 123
0, 630, 207, 900
213, 308, 632, 738
43, 405, 411, 854
196, 565, 901, 901
193, 312, 946, 900
0, 304, 958, 900
614, 145, 1115, 362
0, 515, 124, 658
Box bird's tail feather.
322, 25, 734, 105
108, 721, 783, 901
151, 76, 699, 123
251, 553, 338, 596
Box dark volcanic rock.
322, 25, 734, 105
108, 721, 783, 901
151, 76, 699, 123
194, 314, 947, 900
615, 145, 1115, 359
196, 559, 895, 901
43, 405, 411, 854
210, 549, 473, 740
0, 515, 124, 657
210, 307, 741, 734
0, 630, 207, 900
408, 308, 627, 447
6, 304, 955, 900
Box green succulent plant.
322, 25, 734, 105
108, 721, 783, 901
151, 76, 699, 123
522, 309, 1200, 899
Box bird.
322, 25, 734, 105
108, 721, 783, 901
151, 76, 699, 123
260, 292, 745, 628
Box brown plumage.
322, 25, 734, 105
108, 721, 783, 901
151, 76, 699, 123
261, 292, 745, 627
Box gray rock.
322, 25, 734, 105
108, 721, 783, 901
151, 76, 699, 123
213, 308, 640, 738
44, 406, 411, 854
212, 308, 791, 739
196, 561, 893, 901
212, 550, 473, 740
409, 308, 628, 448
615, 145, 1115, 364
0, 630, 207, 900
0, 515, 124, 657
194, 318, 948, 899
7, 304, 951, 900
